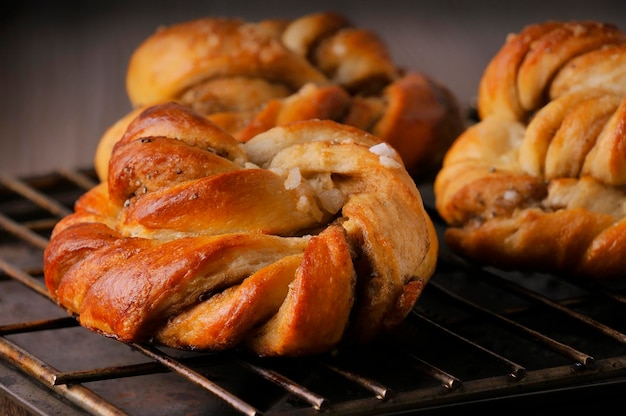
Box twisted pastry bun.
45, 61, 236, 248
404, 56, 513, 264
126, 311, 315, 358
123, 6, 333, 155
94, 11, 464, 182
434, 21, 626, 279
45, 102, 438, 356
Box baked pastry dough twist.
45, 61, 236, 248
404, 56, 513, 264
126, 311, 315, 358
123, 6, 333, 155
94, 12, 464, 182
44, 102, 438, 356
435, 21, 626, 279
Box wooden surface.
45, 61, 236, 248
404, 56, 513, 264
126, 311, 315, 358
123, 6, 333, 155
3, 0, 626, 177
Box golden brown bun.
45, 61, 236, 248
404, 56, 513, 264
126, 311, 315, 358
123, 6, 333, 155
45, 102, 438, 356
435, 21, 626, 279
95, 12, 464, 181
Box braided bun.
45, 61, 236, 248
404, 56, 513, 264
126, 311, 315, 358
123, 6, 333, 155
45, 102, 438, 356
434, 21, 626, 279
94, 12, 464, 181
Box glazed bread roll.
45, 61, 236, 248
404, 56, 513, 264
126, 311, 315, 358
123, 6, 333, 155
434, 21, 626, 279
45, 102, 438, 356
94, 12, 464, 181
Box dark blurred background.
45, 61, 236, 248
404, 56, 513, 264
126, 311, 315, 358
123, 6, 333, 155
3, 0, 626, 177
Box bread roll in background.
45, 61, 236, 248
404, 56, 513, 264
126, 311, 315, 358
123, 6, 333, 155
94, 12, 465, 182
434, 20, 626, 279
